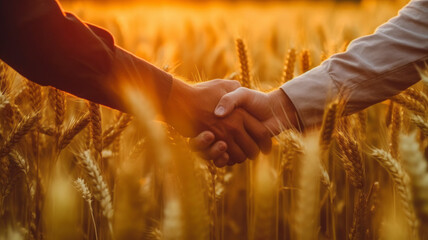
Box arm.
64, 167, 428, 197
0, 0, 172, 112
0, 0, 272, 166
197, 0, 428, 163
282, 0, 428, 129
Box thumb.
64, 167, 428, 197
215, 87, 250, 117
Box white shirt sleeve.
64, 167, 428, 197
281, 0, 428, 129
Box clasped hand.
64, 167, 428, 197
164, 78, 299, 167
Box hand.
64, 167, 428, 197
192, 87, 300, 164
214, 87, 300, 135
164, 79, 272, 167
188, 87, 300, 165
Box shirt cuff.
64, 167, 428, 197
281, 64, 339, 130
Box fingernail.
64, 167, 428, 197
215, 106, 225, 116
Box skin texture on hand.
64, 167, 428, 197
163, 79, 272, 167
215, 87, 300, 134
191, 87, 301, 165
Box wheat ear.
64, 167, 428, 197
410, 115, 428, 137
336, 131, 364, 189
300, 50, 311, 73
58, 112, 90, 150
48, 87, 66, 131
319, 100, 338, 151
371, 149, 418, 236
236, 38, 251, 88
78, 150, 113, 236
102, 113, 132, 148
74, 177, 98, 240
88, 102, 102, 155
25, 81, 42, 111
0, 113, 39, 158
389, 105, 402, 160
400, 133, 428, 222
279, 130, 303, 174
404, 88, 428, 107
349, 191, 368, 240
282, 48, 296, 83
391, 94, 426, 117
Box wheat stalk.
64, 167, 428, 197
77, 150, 113, 236
294, 133, 321, 240
163, 196, 183, 240
371, 149, 418, 236
74, 177, 98, 240
349, 191, 368, 240
357, 110, 367, 139
253, 156, 277, 240
400, 133, 428, 222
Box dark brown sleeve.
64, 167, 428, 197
0, 0, 172, 112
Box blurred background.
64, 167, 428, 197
59, 0, 408, 3
2, 0, 421, 239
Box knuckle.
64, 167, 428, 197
236, 87, 246, 94
222, 79, 241, 88
231, 80, 241, 88
221, 94, 232, 103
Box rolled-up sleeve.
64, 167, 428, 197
281, 0, 428, 129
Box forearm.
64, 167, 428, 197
282, 0, 428, 129
0, 0, 172, 112
107, 47, 173, 112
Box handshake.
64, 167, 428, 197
163, 78, 300, 167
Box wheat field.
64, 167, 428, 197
1, 1, 428, 239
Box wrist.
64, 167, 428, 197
269, 89, 301, 130
163, 78, 198, 135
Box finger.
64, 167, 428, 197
204, 141, 228, 160
226, 138, 247, 164
214, 153, 229, 168
232, 123, 260, 160
243, 114, 273, 154
189, 131, 215, 151
220, 79, 241, 92
215, 87, 251, 117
